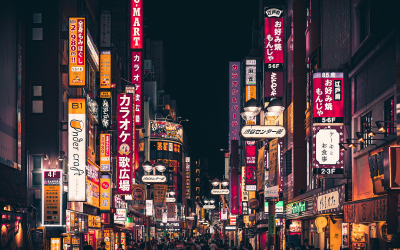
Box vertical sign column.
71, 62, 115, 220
185, 157, 191, 199
229, 62, 241, 153
100, 133, 111, 172
125, 86, 136, 180
100, 51, 111, 88
245, 59, 257, 102
130, 0, 143, 49
132, 52, 142, 126
43, 170, 62, 226
69, 18, 86, 87
245, 141, 257, 191
68, 98, 86, 201
117, 94, 133, 194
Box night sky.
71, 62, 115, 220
145, 1, 259, 177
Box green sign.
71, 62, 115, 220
291, 201, 306, 214
269, 214, 276, 235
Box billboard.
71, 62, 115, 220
100, 11, 111, 47
264, 8, 283, 69
100, 175, 111, 212
312, 72, 344, 123
265, 71, 283, 98
132, 52, 142, 126
100, 133, 111, 171
130, 0, 143, 49
69, 18, 86, 87
313, 125, 344, 175
86, 161, 100, 207
68, 98, 86, 201
245, 141, 256, 190
117, 94, 133, 194
100, 51, 111, 88
150, 121, 183, 142
229, 62, 241, 153
43, 170, 62, 226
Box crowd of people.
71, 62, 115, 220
288, 239, 351, 250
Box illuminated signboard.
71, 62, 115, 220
100, 134, 111, 171
264, 7, 283, 69
114, 208, 127, 221
132, 52, 142, 126
245, 66, 256, 85
100, 51, 111, 88
43, 170, 62, 226
186, 157, 191, 199
241, 125, 286, 140
245, 141, 257, 190
150, 121, 183, 142
130, 0, 143, 49
100, 175, 111, 212
68, 98, 86, 201
229, 62, 241, 153
117, 94, 133, 194
313, 125, 344, 175
86, 161, 100, 207
313, 185, 345, 215
69, 18, 86, 87
312, 72, 344, 123
265, 71, 283, 98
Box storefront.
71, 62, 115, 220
85, 215, 102, 249
1, 212, 26, 250
65, 207, 89, 250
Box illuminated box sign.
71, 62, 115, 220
264, 7, 283, 70
100, 134, 111, 171
265, 71, 283, 98
313, 185, 345, 215
86, 161, 100, 207
125, 85, 136, 176
114, 208, 127, 221
132, 52, 142, 126
312, 72, 344, 123
43, 170, 62, 226
100, 51, 111, 88
100, 175, 111, 212
245, 66, 256, 85
186, 157, 191, 199
130, 0, 143, 49
245, 85, 256, 102
117, 94, 133, 194
69, 18, 86, 87
312, 125, 344, 175
245, 142, 257, 188
100, 11, 111, 48
68, 98, 86, 201
241, 167, 249, 201
88, 215, 101, 228
50, 238, 61, 250
86, 30, 99, 70
229, 62, 241, 153
150, 121, 183, 142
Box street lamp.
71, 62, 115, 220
221, 179, 229, 187
143, 161, 154, 173
264, 98, 285, 118
141, 161, 167, 183
211, 178, 221, 187
155, 161, 167, 172
243, 98, 261, 115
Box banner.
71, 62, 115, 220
186, 157, 191, 199
264, 8, 283, 69
100, 175, 111, 212
167, 203, 175, 218
257, 147, 265, 191
245, 142, 256, 190
269, 138, 279, 186
68, 98, 86, 201
153, 184, 167, 206
86, 161, 100, 207
68, 18, 86, 87
131, 52, 142, 126
131, 184, 145, 209
43, 170, 62, 226
117, 94, 133, 194
100, 134, 111, 171
241, 167, 249, 201
229, 62, 241, 153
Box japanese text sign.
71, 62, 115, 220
68, 98, 86, 201
132, 52, 142, 126
313, 72, 344, 123
100, 51, 111, 88
264, 8, 283, 69
269, 138, 279, 187
100, 134, 111, 171
100, 175, 111, 212
265, 71, 283, 98
69, 18, 86, 87
313, 185, 345, 215
313, 125, 344, 175
43, 170, 62, 226
117, 94, 133, 194
131, 0, 143, 49
100, 11, 111, 48
86, 161, 100, 207
245, 142, 257, 187
186, 157, 191, 199
154, 184, 167, 206
229, 62, 241, 153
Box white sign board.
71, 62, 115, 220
315, 129, 340, 165
211, 189, 230, 195
264, 185, 279, 199
142, 175, 167, 183
241, 125, 286, 140
146, 200, 153, 216
317, 190, 339, 212
114, 208, 127, 221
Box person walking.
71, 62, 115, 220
209, 241, 217, 250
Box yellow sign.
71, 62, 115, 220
68, 18, 86, 87
100, 91, 111, 99
43, 170, 62, 225
100, 175, 111, 212
50, 238, 61, 250
241, 167, 249, 201
100, 134, 111, 171
88, 215, 101, 228
100, 51, 111, 88
86, 161, 100, 207
315, 216, 328, 233
63, 237, 70, 245
245, 85, 256, 102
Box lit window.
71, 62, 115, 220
32, 28, 43, 40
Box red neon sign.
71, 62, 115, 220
130, 0, 143, 49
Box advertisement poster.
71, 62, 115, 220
86, 161, 100, 207
131, 184, 145, 209
153, 184, 167, 206
257, 146, 265, 191
68, 98, 86, 201
146, 200, 153, 216
100, 175, 111, 212
68, 18, 86, 87
100, 51, 111, 88
100, 134, 111, 171
114, 209, 127, 221
228, 62, 241, 153
43, 170, 62, 226
150, 121, 183, 142
117, 94, 133, 194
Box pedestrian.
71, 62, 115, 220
84, 245, 93, 250
97, 242, 106, 250
167, 243, 175, 250
300, 239, 309, 250
209, 241, 217, 250
289, 243, 295, 250
139, 242, 146, 250
117, 244, 124, 250
308, 246, 315, 250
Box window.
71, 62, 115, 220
359, 0, 370, 42
33, 13, 42, 23
32, 84, 43, 113
361, 111, 372, 149
283, 150, 292, 176
30, 155, 43, 188
384, 96, 395, 136
32, 28, 43, 40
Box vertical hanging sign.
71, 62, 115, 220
100, 175, 111, 212
185, 157, 191, 199
43, 170, 62, 226
117, 94, 133, 194
100, 51, 111, 88
100, 134, 111, 172
132, 52, 142, 126
229, 62, 241, 153
69, 18, 86, 87
130, 0, 143, 49
245, 141, 257, 191
100, 11, 111, 48
264, 8, 283, 70
68, 98, 86, 201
